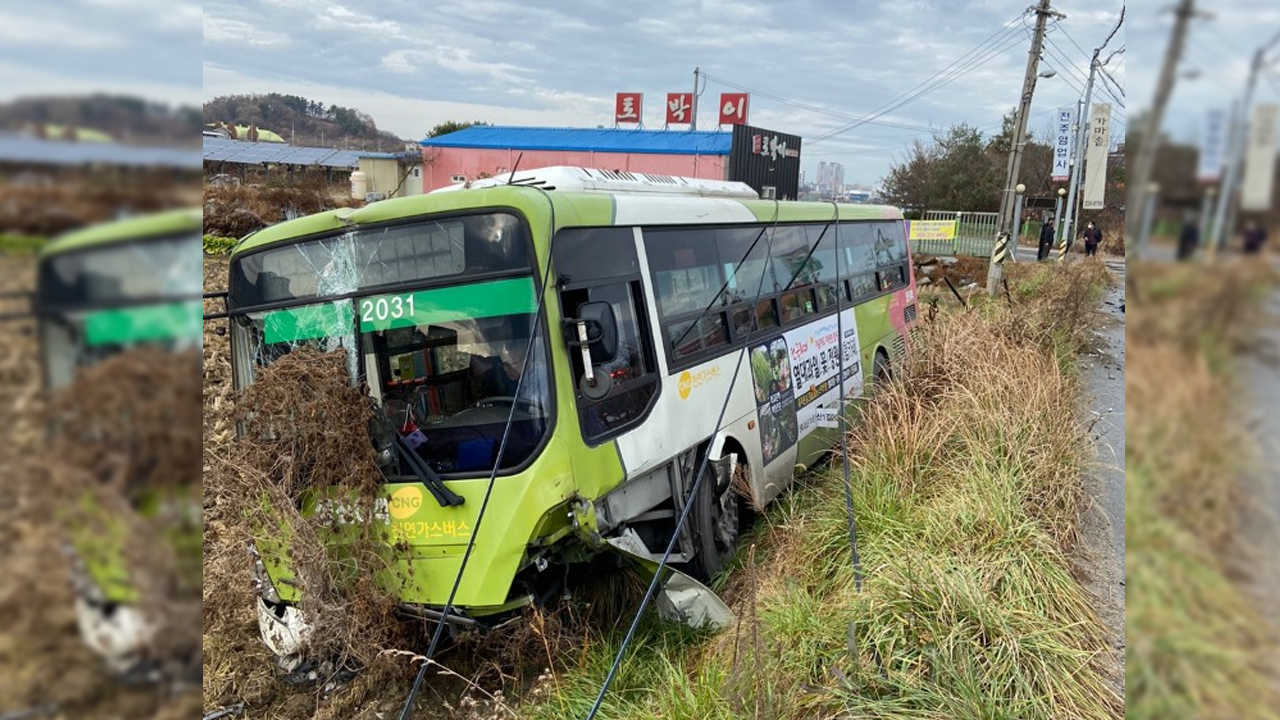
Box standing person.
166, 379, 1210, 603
1242, 220, 1268, 255
1177, 216, 1200, 261
1037, 216, 1056, 261
1082, 220, 1102, 257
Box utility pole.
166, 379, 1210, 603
1060, 66, 1096, 259
1209, 30, 1280, 256
1128, 0, 1196, 261
987, 0, 1062, 295
691, 67, 700, 131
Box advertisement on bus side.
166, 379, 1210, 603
750, 308, 862, 464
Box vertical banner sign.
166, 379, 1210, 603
1052, 105, 1074, 182
666, 92, 693, 125
615, 92, 642, 124
1197, 108, 1228, 182
1241, 103, 1279, 211
1082, 103, 1112, 210
718, 93, 749, 125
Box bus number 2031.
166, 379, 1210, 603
360, 294, 415, 324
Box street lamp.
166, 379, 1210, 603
1138, 182, 1160, 256
1012, 184, 1028, 254
1054, 187, 1068, 252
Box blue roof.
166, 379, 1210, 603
0, 134, 198, 169
420, 126, 732, 156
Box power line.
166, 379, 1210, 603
698, 10, 1032, 141
809, 24, 1031, 145
699, 73, 939, 133
1099, 5, 1125, 52
1043, 37, 1090, 85
1101, 45, 1125, 67
1053, 20, 1096, 64
1099, 66, 1126, 99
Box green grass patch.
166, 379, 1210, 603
512, 262, 1119, 719
203, 234, 238, 255
0, 234, 47, 255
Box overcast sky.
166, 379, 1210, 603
0, 0, 200, 107
1127, 0, 1280, 146
10, 1, 1276, 187
201, 0, 1131, 186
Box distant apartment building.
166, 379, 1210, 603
816, 161, 844, 199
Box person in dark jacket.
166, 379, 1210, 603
1081, 221, 1102, 257
1037, 217, 1056, 261
1242, 220, 1268, 255
1177, 217, 1199, 261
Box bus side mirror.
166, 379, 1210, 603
577, 301, 618, 362
565, 301, 618, 400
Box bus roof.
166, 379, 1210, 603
41, 208, 202, 259
229, 186, 903, 260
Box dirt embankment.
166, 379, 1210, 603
0, 255, 201, 719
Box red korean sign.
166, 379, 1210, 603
718, 93, 749, 125
615, 92, 642, 124
666, 92, 693, 125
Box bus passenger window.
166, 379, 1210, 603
780, 288, 815, 323
669, 314, 727, 361
755, 298, 779, 332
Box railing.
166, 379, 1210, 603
910, 210, 1000, 257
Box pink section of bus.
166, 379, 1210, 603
420, 147, 728, 192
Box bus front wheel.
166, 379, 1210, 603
688, 451, 742, 582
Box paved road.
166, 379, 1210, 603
1071, 256, 1126, 693
1242, 277, 1280, 629
1086, 258, 1126, 573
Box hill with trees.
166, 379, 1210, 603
203, 93, 409, 151
0, 94, 201, 146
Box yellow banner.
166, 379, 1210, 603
907, 220, 957, 241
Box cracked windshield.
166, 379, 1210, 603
230, 212, 550, 475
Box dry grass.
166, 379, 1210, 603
513, 260, 1120, 720
202, 176, 359, 238
1126, 259, 1280, 719
0, 252, 201, 718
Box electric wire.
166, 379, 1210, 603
581, 200, 787, 720
808, 28, 1030, 145
396, 188, 561, 720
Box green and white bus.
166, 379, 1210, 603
33, 208, 203, 679
227, 167, 918, 668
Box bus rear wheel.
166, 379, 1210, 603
688, 451, 742, 582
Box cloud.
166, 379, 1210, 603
204, 14, 292, 47
0, 11, 127, 48
379, 47, 534, 86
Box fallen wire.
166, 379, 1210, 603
0, 705, 58, 720
202, 702, 245, 720
396, 189, 560, 720
581, 200, 786, 720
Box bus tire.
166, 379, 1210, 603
687, 450, 742, 582
872, 350, 891, 390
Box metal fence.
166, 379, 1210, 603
911, 210, 1000, 257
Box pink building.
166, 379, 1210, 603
419, 126, 732, 192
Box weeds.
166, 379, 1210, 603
1126, 259, 1280, 719
510, 261, 1119, 719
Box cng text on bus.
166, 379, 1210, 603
678, 365, 722, 399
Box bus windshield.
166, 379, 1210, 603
38, 232, 203, 388
229, 214, 551, 478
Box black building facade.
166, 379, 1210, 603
727, 124, 802, 200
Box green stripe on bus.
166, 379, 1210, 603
358, 277, 537, 332
83, 301, 202, 347
264, 302, 354, 344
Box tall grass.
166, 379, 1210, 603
514, 261, 1120, 720
1126, 260, 1280, 720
